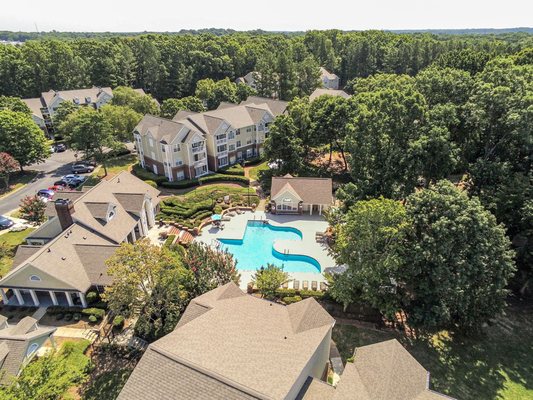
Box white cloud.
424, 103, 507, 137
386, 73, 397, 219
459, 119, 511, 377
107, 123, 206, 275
1, 0, 531, 32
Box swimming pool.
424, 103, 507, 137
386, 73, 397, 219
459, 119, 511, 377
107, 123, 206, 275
218, 221, 321, 273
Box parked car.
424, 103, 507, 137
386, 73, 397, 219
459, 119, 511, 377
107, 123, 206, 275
54, 143, 67, 152
78, 159, 97, 167
0, 216, 14, 230
72, 164, 94, 174
62, 174, 86, 183
48, 185, 66, 192
54, 180, 79, 189
37, 189, 55, 199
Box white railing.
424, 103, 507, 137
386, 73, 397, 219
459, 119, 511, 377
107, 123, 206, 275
192, 146, 205, 153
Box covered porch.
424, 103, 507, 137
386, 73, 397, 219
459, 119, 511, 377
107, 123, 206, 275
0, 287, 88, 308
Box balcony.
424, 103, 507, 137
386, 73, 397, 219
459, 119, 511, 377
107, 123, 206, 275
191, 146, 205, 154
216, 137, 228, 145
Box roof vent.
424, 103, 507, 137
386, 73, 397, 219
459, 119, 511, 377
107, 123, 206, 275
61, 257, 66, 260
47, 248, 51, 252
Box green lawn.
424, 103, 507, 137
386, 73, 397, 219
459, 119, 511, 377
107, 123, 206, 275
0, 171, 38, 199
81, 154, 138, 188
82, 368, 134, 400
248, 161, 270, 181
0, 228, 36, 277
332, 303, 533, 400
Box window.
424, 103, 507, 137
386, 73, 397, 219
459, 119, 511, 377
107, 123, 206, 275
192, 141, 203, 149
228, 131, 235, 139
176, 171, 185, 181
217, 144, 227, 153
173, 144, 180, 152
236, 141, 241, 148
27, 343, 39, 357
246, 138, 252, 145
218, 156, 228, 167
246, 127, 252, 133
194, 153, 204, 162
29, 275, 41, 282
236, 129, 241, 135
229, 144, 235, 151
216, 134, 227, 141
175, 159, 183, 166
161, 145, 166, 152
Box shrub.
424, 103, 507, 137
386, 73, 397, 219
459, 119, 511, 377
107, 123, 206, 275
64, 313, 72, 322
282, 296, 302, 304
112, 315, 125, 330
164, 234, 176, 247
244, 156, 263, 166
88, 315, 97, 323
276, 288, 297, 297
160, 179, 199, 189
132, 163, 167, 184
86, 291, 99, 304
47, 306, 83, 315
91, 301, 109, 310
73, 313, 81, 321
82, 307, 105, 320
218, 164, 245, 176
300, 290, 325, 299
199, 174, 249, 185
145, 180, 158, 188
56, 313, 64, 320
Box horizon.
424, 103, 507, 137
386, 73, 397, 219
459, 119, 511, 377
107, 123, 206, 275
1, 0, 532, 32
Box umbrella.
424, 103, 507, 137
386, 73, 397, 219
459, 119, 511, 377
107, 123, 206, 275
211, 214, 222, 221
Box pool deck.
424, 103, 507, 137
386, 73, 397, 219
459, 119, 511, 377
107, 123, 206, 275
196, 210, 336, 290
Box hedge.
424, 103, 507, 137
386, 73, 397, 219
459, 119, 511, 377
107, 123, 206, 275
81, 307, 106, 320
164, 234, 176, 247
244, 156, 264, 166
218, 164, 245, 176
300, 290, 325, 299
282, 296, 302, 304
161, 179, 199, 189
47, 306, 83, 315
145, 180, 158, 188
199, 174, 250, 185
132, 163, 167, 184
112, 315, 125, 329
276, 288, 297, 297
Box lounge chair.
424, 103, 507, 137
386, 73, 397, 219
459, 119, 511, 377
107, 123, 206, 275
303, 281, 309, 290
293, 280, 300, 290
311, 281, 318, 291
320, 282, 327, 291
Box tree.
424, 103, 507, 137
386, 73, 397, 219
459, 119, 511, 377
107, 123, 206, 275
0, 96, 31, 114
329, 181, 515, 333
327, 198, 408, 318
195, 78, 239, 110
252, 264, 289, 300
264, 115, 305, 175
52, 101, 77, 130
0, 152, 19, 189
19, 195, 46, 223
60, 107, 116, 175
0, 110, 49, 170
0, 340, 91, 400
100, 104, 142, 142
160, 96, 206, 119
181, 242, 240, 298
402, 181, 515, 333
111, 86, 159, 115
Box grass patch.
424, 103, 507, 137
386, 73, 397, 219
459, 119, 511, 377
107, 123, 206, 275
248, 161, 270, 181
82, 368, 134, 400
94, 154, 137, 179
0, 228, 35, 277
332, 303, 533, 400
158, 185, 259, 228
0, 171, 38, 199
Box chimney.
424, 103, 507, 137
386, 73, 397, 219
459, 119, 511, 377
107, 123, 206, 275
54, 199, 74, 230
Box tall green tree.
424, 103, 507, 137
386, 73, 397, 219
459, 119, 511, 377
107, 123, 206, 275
252, 264, 289, 300
100, 104, 142, 142
60, 107, 116, 175
111, 86, 159, 115
160, 96, 206, 119
0, 110, 49, 170
264, 115, 305, 175
0, 96, 31, 114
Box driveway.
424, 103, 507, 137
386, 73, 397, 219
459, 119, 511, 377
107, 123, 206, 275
0, 150, 79, 215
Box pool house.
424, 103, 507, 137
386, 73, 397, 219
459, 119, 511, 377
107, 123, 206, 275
270, 175, 333, 215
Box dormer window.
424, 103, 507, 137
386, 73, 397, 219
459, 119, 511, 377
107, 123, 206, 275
108, 207, 116, 221
29, 275, 41, 282
27, 343, 39, 357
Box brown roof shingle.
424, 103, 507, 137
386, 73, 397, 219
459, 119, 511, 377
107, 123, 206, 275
271, 176, 333, 205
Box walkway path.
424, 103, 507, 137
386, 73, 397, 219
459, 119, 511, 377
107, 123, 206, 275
54, 326, 99, 342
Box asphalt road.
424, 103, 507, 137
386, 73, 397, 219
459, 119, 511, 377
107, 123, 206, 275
0, 150, 79, 216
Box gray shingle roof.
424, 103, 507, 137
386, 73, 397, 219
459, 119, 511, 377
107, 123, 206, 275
119, 282, 335, 400
241, 96, 288, 117
271, 176, 333, 205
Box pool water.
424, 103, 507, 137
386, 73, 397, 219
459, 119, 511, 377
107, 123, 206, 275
218, 221, 321, 273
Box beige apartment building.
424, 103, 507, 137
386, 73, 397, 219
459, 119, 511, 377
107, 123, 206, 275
133, 96, 287, 181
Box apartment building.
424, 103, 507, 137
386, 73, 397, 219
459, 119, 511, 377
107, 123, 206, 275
134, 97, 287, 181
23, 87, 147, 135
133, 115, 209, 181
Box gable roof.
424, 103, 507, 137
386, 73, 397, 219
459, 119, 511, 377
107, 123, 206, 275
309, 88, 351, 101
41, 86, 112, 107
332, 340, 453, 400
0, 171, 159, 292
240, 96, 288, 117
0, 317, 56, 384
119, 282, 335, 400
271, 176, 333, 205
320, 67, 339, 81
134, 114, 195, 144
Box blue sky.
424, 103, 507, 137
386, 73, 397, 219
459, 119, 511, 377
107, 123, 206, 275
1, 0, 531, 32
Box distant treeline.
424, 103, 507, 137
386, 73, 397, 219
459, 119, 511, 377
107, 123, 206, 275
0, 30, 531, 101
